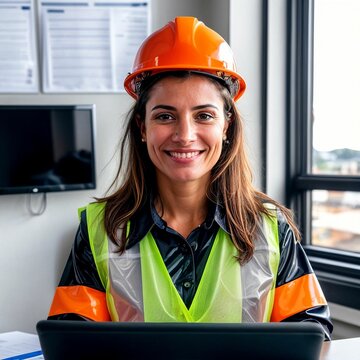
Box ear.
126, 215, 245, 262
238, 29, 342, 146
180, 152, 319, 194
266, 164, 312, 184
136, 114, 146, 140
223, 112, 232, 135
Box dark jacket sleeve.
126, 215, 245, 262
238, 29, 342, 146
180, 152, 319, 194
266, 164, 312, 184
48, 210, 105, 320
275, 211, 333, 340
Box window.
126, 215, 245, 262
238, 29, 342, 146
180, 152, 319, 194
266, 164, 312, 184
312, 0, 360, 254
287, 0, 360, 309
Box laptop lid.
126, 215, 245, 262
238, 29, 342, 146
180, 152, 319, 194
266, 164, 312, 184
36, 320, 324, 360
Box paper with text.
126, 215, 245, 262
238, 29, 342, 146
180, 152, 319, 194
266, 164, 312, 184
41, 0, 150, 93
0, 0, 39, 93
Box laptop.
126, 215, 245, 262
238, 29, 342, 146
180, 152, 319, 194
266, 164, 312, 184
36, 320, 325, 360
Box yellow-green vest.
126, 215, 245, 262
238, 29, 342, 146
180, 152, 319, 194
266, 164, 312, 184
82, 202, 280, 323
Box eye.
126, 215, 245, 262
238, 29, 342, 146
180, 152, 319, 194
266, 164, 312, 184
154, 113, 175, 123
196, 112, 214, 121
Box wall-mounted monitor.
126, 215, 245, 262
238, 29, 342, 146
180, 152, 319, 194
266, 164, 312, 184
0, 105, 96, 195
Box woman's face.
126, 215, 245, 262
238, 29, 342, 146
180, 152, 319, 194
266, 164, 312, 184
141, 75, 229, 186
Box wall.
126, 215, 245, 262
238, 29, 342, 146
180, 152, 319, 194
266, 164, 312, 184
0, 0, 240, 333
265, 0, 288, 204
230, 0, 264, 189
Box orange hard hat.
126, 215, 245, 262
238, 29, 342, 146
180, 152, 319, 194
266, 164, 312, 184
124, 16, 246, 101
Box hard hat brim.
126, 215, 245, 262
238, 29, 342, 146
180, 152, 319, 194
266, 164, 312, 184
124, 66, 246, 101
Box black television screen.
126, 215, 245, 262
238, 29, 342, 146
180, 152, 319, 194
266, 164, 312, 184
0, 105, 96, 195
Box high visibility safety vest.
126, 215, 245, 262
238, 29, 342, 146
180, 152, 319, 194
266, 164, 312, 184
84, 202, 280, 323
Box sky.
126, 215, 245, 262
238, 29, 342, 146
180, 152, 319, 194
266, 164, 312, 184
313, 0, 360, 151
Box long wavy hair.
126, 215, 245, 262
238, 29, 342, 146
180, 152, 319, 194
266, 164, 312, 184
97, 71, 300, 264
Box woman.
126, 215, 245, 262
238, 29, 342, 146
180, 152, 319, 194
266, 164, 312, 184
48, 17, 333, 339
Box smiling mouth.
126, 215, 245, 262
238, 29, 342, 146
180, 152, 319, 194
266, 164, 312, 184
167, 151, 202, 159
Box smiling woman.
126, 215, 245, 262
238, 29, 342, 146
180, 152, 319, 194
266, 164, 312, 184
47, 16, 333, 341
140, 73, 230, 237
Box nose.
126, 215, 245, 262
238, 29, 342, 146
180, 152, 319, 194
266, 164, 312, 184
172, 117, 196, 144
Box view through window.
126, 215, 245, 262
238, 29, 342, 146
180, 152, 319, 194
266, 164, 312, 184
312, 0, 360, 252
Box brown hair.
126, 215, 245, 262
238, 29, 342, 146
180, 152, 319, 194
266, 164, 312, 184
97, 71, 300, 264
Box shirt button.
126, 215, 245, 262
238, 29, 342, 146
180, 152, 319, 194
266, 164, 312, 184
180, 244, 189, 253
183, 281, 192, 289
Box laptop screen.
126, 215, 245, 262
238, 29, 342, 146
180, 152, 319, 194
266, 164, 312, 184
37, 320, 324, 360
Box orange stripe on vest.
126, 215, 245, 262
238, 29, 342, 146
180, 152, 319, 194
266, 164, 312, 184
48, 285, 111, 321
270, 273, 327, 322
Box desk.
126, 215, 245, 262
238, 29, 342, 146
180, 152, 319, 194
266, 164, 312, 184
320, 337, 360, 360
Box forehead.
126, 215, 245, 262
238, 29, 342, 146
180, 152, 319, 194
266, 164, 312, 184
147, 74, 225, 106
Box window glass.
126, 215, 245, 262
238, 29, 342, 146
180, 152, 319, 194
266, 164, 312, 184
312, 0, 360, 176
312, 190, 360, 252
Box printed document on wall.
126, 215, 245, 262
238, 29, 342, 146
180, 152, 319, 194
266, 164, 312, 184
41, 0, 150, 93
0, 0, 39, 93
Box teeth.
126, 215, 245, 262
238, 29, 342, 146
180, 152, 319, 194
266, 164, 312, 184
169, 151, 200, 159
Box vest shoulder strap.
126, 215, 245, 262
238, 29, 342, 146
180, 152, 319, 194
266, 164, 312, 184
82, 201, 109, 290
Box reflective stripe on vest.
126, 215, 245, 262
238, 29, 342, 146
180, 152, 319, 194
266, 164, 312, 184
85, 202, 280, 323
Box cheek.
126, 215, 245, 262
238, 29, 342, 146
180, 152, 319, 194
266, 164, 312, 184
208, 125, 226, 148
146, 126, 169, 152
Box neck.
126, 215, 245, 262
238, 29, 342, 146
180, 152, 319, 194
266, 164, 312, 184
155, 178, 209, 238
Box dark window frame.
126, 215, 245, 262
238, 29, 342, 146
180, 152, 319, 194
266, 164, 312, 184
286, 0, 360, 310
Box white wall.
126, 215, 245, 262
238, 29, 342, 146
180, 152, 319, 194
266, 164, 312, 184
230, 0, 264, 189
0, 0, 242, 334
265, 0, 288, 204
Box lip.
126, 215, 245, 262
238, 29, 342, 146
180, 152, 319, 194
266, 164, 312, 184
165, 149, 204, 161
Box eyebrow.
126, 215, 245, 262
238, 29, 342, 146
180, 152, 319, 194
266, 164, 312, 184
151, 104, 220, 111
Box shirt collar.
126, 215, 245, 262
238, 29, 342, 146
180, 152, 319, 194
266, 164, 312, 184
126, 196, 228, 248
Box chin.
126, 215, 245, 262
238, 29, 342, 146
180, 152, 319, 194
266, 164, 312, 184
167, 172, 208, 184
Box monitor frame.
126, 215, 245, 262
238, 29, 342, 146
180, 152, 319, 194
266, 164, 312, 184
0, 104, 96, 195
